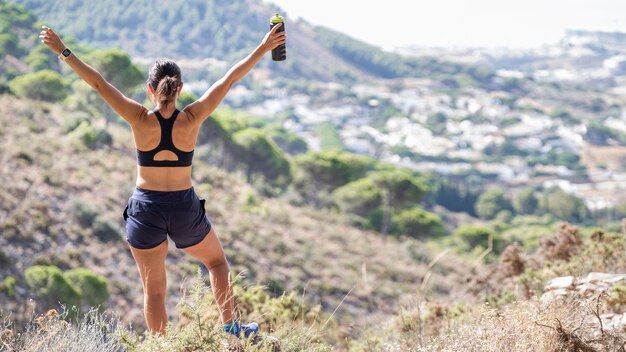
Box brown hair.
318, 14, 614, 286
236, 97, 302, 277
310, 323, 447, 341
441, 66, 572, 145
147, 58, 182, 105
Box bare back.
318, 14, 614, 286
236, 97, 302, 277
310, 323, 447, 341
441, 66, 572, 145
131, 107, 200, 191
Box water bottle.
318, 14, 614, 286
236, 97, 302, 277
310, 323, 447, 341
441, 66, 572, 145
270, 13, 286, 61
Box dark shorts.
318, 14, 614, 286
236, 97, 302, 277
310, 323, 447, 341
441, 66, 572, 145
122, 187, 212, 249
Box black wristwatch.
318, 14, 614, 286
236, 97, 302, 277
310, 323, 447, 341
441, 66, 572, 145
59, 48, 72, 61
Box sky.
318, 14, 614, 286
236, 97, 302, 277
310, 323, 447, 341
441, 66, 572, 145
263, 0, 626, 49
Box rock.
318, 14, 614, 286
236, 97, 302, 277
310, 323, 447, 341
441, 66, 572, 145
545, 276, 575, 291
577, 283, 610, 296
541, 288, 569, 305
583, 272, 622, 284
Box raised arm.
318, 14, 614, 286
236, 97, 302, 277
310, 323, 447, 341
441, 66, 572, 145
39, 26, 146, 125
183, 23, 286, 124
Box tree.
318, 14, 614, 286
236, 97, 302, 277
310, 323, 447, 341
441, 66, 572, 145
370, 170, 427, 235
539, 188, 587, 222
85, 48, 143, 92
264, 125, 308, 155
392, 206, 446, 239
334, 169, 427, 235
452, 225, 504, 253
232, 128, 291, 187
426, 112, 447, 135
9, 70, 67, 102
25, 45, 58, 71
81, 48, 143, 124
294, 151, 375, 207
514, 188, 539, 215
475, 187, 512, 220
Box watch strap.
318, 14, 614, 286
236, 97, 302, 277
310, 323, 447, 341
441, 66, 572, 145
59, 48, 72, 61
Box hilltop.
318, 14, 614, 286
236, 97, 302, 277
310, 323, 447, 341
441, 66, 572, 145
9, 0, 500, 85
0, 94, 472, 345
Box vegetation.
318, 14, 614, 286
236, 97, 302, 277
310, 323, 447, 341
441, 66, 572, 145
316, 122, 343, 151
9, 69, 67, 101
11, 0, 503, 83
475, 187, 513, 220
24, 265, 82, 309
1, 278, 333, 352
0, 95, 473, 349
231, 127, 292, 186
4, 2, 626, 351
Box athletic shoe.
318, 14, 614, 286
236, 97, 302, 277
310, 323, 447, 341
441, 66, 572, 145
224, 321, 259, 339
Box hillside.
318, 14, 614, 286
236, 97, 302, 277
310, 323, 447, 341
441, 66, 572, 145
0, 95, 472, 344
9, 0, 499, 85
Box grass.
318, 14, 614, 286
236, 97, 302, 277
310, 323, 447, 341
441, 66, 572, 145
1, 275, 333, 352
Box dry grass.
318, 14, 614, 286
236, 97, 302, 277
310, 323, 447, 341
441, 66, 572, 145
414, 296, 626, 352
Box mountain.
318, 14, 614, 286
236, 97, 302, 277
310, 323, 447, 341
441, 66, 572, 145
9, 0, 499, 85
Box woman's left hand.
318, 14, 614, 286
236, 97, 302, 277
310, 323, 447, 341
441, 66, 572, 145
38, 26, 66, 55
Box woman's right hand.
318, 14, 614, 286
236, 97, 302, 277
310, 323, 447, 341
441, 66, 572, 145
260, 23, 286, 53
39, 26, 67, 55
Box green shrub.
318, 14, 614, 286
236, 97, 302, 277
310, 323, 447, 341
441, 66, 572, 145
62, 111, 91, 133
0, 249, 9, 265
392, 206, 446, 238
608, 282, 626, 313
475, 187, 512, 219
8, 69, 67, 102
64, 268, 109, 308
177, 90, 198, 108
333, 177, 382, 218
0, 276, 17, 297
452, 225, 504, 253
92, 216, 119, 242
25, 265, 81, 308
72, 200, 99, 227
69, 121, 112, 149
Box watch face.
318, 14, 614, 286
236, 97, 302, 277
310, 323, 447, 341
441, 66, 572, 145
62, 48, 71, 57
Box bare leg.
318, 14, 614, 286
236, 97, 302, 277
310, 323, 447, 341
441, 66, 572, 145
129, 240, 169, 334
182, 227, 235, 324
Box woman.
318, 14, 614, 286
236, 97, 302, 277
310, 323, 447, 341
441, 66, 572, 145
38, 23, 286, 338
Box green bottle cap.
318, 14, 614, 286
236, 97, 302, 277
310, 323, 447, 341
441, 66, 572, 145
270, 13, 284, 24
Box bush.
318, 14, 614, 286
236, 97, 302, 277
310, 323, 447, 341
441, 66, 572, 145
607, 282, 626, 313
513, 188, 539, 215
72, 201, 99, 227
392, 206, 446, 238
475, 187, 512, 220
69, 121, 113, 149
232, 128, 291, 186
539, 188, 587, 223
333, 177, 382, 219
92, 216, 119, 242
177, 90, 198, 108
8, 69, 67, 102
62, 112, 91, 133
0, 276, 17, 297
452, 225, 504, 253
64, 268, 109, 308
24, 265, 81, 308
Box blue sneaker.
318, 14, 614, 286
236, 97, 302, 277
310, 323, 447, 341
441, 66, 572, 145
224, 321, 259, 339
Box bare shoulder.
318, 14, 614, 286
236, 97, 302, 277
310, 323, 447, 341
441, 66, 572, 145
180, 104, 202, 124
130, 105, 151, 126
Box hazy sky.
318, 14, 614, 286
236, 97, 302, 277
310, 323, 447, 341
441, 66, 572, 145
263, 0, 626, 49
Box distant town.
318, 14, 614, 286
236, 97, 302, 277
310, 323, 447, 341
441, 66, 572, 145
185, 30, 626, 213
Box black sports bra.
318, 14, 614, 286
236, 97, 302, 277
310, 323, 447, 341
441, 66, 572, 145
136, 109, 194, 167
